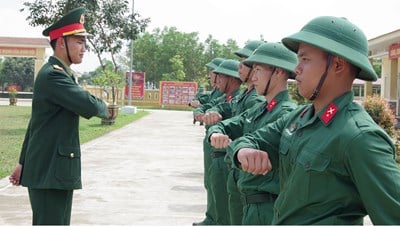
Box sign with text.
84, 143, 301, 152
0, 47, 37, 57
159, 81, 197, 106
125, 72, 145, 100
389, 43, 400, 60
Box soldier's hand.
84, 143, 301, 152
194, 113, 204, 122
237, 148, 271, 175
9, 164, 23, 186
210, 133, 231, 149
203, 112, 222, 125
190, 100, 201, 108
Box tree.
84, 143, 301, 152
130, 27, 240, 89
0, 57, 34, 91
22, 0, 149, 104
91, 60, 125, 105
22, 1, 149, 72
372, 58, 382, 78
161, 55, 185, 81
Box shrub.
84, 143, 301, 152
363, 95, 399, 163
363, 95, 396, 136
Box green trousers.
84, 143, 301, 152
227, 168, 243, 225
201, 136, 217, 224
242, 201, 274, 225
209, 152, 230, 225
28, 188, 73, 225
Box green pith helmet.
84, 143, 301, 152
213, 59, 240, 78
243, 42, 298, 79
234, 40, 265, 58
282, 16, 377, 81
43, 7, 92, 41
205, 57, 225, 70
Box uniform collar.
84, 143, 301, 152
49, 56, 73, 75
316, 91, 354, 126
226, 88, 241, 102
266, 90, 290, 111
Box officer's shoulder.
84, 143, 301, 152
46, 64, 68, 76
52, 64, 65, 71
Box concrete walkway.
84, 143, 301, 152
0, 109, 207, 225
0, 103, 373, 225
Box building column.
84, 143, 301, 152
34, 47, 46, 80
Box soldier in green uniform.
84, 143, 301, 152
202, 40, 264, 225
229, 16, 400, 224
193, 59, 242, 225
208, 42, 298, 225
190, 58, 225, 108
191, 58, 224, 125
9, 7, 109, 225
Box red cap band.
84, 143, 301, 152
49, 23, 85, 40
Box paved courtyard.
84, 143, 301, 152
0, 99, 373, 225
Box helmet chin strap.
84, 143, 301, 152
243, 67, 252, 83
262, 67, 276, 96
63, 36, 73, 64
309, 55, 333, 101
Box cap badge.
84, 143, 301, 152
80, 14, 85, 24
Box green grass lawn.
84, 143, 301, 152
0, 106, 149, 179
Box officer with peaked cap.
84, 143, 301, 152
9, 7, 109, 225
208, 42, 298, 225
228, 16, 400, 224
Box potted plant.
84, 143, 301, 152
93, 68, 125, 125
8, 87, 18, 106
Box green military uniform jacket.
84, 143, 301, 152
207, 87, 264, 119
193, 90, 236, 116
208, 90, 296, 195
196, 88, 222, 105
19, 56, 109, 190
229, 91, 400, 224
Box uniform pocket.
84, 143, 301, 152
55, 146, 81, 182
297, 150, 330, 172
296, 149, 331, 201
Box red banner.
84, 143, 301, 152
159, 81, 197, 106
389, 43, 400, 60
125, 72, 145, 99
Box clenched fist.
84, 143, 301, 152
210, 133, 231, 149
203, 112, 222, 125
237, 148, 272, 175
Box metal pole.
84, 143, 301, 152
128, 0, 134, 106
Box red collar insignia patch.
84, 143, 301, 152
226, 95, 233, 102
267, 99, 278, 111
321, 103, 338, 124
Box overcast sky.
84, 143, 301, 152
1, 0, 399, 73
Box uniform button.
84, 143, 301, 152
70, 153, 74, 158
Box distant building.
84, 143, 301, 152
369, 29, 400, 116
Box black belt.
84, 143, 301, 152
210, 151, 226, 158
241, 192, 278, 205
